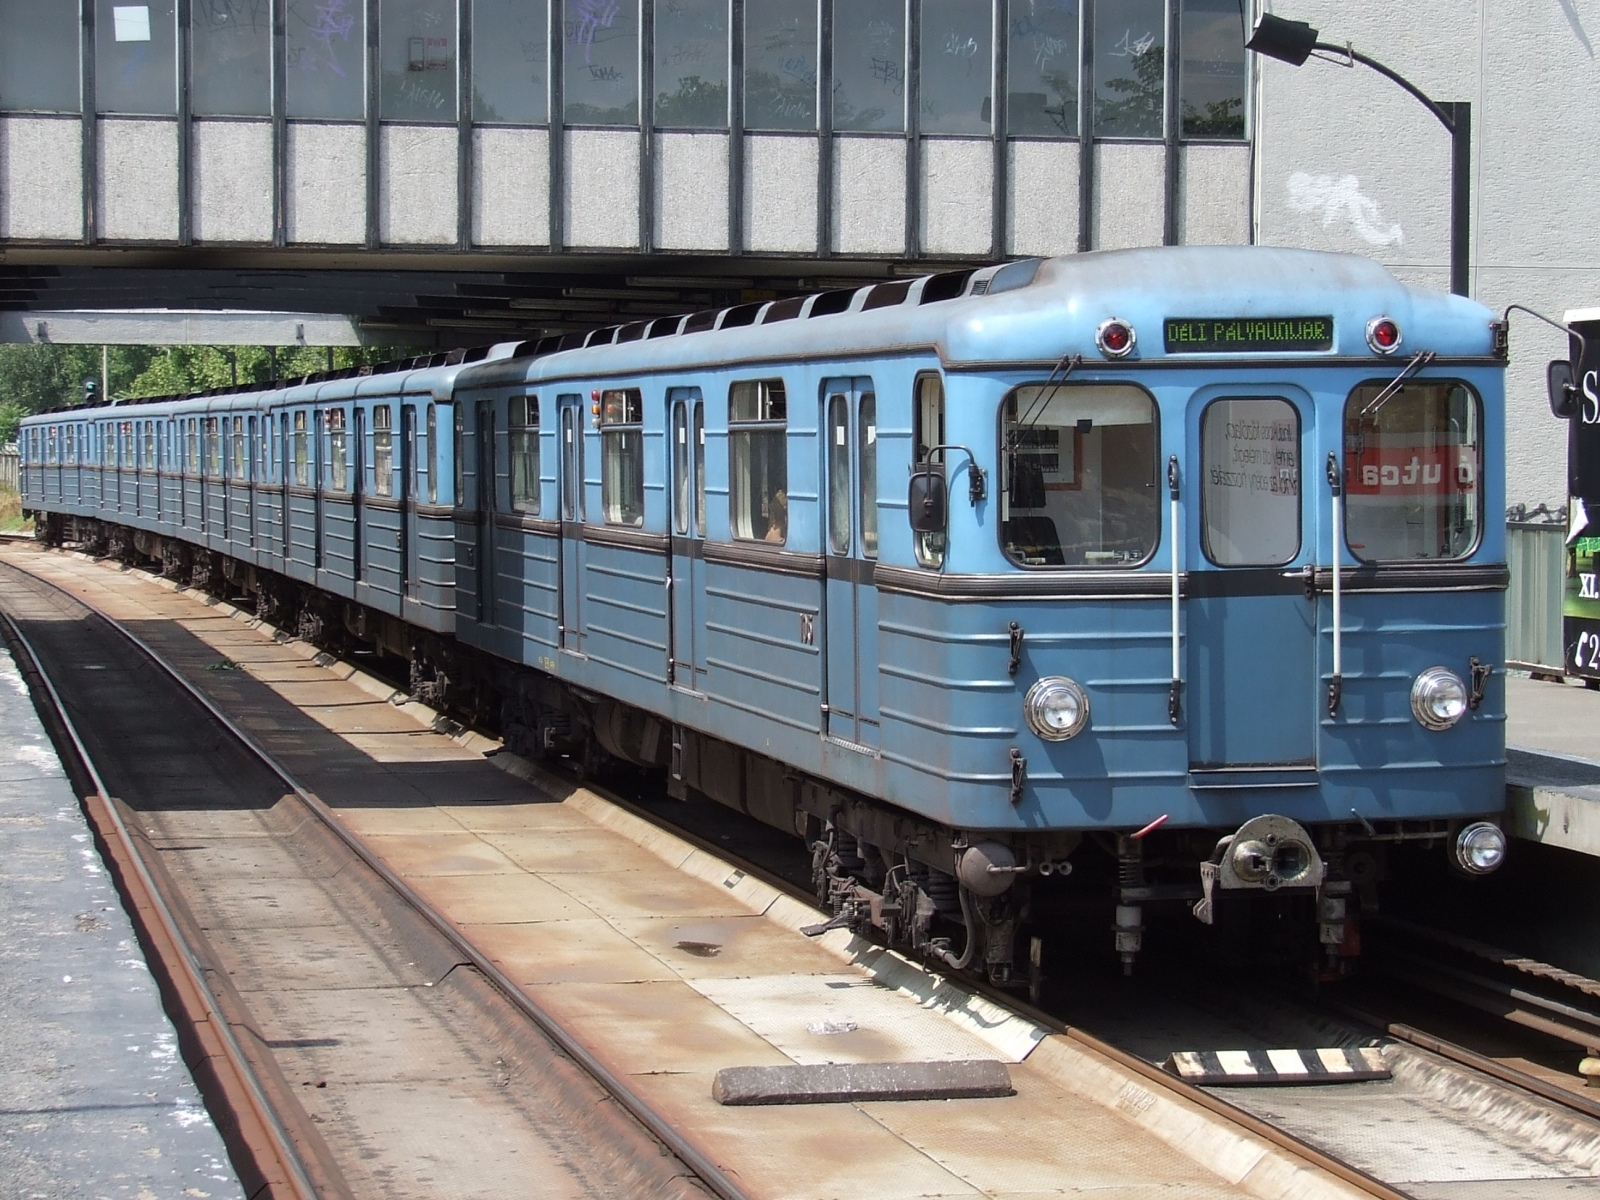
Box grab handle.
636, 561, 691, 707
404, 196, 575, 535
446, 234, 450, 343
1326, 452, 1343, 717
1168, 456, 1181, 725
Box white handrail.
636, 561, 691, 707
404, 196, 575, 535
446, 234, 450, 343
1327, 452, 1343, 716
1168, 456, 1181, 725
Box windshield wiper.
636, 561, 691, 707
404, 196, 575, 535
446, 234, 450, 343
1359, 349, 1436, 418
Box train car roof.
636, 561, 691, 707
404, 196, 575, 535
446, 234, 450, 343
456, 247, 1499, 394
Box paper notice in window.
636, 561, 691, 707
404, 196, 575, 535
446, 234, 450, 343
113, 6, 152, 42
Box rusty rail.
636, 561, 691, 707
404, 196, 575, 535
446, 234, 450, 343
0, 607, 333, 1200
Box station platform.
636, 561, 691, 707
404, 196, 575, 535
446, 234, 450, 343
0, 643, 241, 1197
1506, 673, 1600, 858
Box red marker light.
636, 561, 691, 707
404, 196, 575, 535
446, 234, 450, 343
1366, 316, 1402, 354
1096, 318, 1136, 358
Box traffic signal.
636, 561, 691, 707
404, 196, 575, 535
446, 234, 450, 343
83, 377, 97, 403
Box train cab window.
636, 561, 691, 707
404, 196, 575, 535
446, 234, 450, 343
327, 409, 348, 491
373, 405, 393, 497
913, 374, 946, 568
426, 403, 437, 504
509, 396, 539, 514
292, 412, 309, 486
600, 388, 644, 527
729, 379, 787, 543
1343, 380, 1481, 561
1001, 383, 1158, 567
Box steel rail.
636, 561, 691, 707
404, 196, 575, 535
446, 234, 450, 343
1325, 998, 1600, 1125
1, 560, 754, 1200
0, 604, 325, 1200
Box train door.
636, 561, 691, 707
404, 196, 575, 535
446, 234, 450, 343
475, 400, 496, 624
1186, 391, 1316, 770
401, 403, 417, 599
820, 377, 881, 748
557, 394, 584, 653
280, 413, 290, 552
666, 390, 707, 689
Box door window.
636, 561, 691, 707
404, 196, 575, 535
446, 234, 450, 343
693, 402, 707, 537
559, 396, 582, 521
673, 402, 690, 535
827, 394, 850, 555
1201, 396, 1301, 567
328, 409, 348, 491
860, 392, 878, 559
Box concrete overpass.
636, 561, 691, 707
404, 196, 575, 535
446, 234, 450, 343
0, 2, 1596, 506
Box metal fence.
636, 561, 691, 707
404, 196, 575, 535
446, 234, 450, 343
0, 446, 16, 492
1507, 521, 1565, 672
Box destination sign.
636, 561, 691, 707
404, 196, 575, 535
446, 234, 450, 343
1164, 316, 1334, 354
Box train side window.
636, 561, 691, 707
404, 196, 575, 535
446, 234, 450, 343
729, 379, 787, 543
231, 416, 246, 480
509, 395, 539, 514
327, 409, 348, 491
1000, 383, 1158, 567
1201, 397, 1300, 567
913, 373, 946, 568
292, 412, 309, 486
600, 388, 643, 527
1343, 380, 1481, 561
373, 404, 393, 497
426, 403, 437, 504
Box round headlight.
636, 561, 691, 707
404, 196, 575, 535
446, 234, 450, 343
1024, 676, 1090, 741
1411, 667, 1468, 730
1455, 821, 1507, 875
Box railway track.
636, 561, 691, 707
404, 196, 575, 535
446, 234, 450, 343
0, 558, 725, 1200
7, 542, 1600, 1198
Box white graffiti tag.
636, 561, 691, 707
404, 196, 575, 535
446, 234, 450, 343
1285, 173, 1404, 247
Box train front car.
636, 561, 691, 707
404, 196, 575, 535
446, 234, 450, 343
878, 248, 1506, 981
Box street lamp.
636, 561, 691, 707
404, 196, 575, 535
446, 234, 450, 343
1246, 13, 1472, 298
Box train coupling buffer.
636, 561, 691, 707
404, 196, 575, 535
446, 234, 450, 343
1193, 813, 1326, 925
1163, 1046, 1390, 1086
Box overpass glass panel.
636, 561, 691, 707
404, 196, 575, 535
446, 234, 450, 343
565, 0, 638, 124
472, 0, 548, 123
1090, 0, 1164, 137
287, 0, 365, 119
191, 0, 271, 116
655, 0, 729, 128
1179, 0, 1245, 138
744, 0, 816, 131
0, 0, 81, 112
95, 0, 177, 115
919, 0, 992, 135
1007, 0, 1078, 137
380, 0, 456, 121
833, 0, 904, 132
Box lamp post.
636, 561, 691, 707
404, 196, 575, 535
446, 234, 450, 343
1246, 13, 1471, 298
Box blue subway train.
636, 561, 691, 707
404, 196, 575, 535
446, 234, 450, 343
20, 247, 1510, 981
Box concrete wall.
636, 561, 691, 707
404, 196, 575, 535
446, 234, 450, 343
1254, 0, 1600, 507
